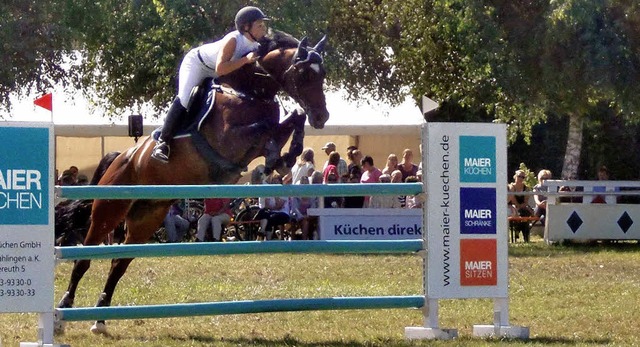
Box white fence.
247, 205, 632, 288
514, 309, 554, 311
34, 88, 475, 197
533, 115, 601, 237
542, 180, 640, 242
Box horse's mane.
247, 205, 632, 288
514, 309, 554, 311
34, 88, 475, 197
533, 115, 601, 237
257, 30, 300, 57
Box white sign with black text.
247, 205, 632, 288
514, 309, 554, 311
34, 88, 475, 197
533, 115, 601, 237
308, 208, 422, 240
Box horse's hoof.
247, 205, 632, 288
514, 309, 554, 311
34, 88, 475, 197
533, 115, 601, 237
54, 320, 66, 335
90, 321, 108, 335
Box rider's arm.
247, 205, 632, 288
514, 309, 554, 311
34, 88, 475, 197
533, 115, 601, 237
216, 37, 259, 76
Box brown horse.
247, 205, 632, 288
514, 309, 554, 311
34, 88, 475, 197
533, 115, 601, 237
56, 31, 329, 334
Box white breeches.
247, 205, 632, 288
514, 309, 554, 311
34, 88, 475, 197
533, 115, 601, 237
177, 49, 218, 108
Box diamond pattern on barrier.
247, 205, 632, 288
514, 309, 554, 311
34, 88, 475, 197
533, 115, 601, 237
617, 212, 633, 233
567, 211, 583, 233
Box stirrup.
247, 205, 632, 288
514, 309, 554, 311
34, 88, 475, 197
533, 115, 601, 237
151, 142, 170, 163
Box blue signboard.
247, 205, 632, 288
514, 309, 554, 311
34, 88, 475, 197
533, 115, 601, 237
0, 127, 50, 225
459, 136, 496, 183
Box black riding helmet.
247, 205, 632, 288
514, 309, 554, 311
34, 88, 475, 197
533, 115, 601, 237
235, 6, 270, 32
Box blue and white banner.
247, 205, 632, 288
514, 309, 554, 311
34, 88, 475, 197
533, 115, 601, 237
0, 122, 54, 313
425, 123, 507, 299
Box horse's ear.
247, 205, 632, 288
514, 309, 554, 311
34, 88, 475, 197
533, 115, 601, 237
313, 34, 327, 53
296, 37, 309, 62
299, 36, 309, 48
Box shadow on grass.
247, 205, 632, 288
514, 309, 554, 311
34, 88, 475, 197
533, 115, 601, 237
527, 335, 612, 345
166, 334, 613, 346
179, 335, 417, 346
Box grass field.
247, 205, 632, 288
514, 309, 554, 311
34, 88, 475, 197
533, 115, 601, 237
2, 235, 640, 346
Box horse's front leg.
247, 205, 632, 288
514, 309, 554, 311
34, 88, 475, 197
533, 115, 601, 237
89, 199, 171, 335
265, 109, 307, 175
55, 199, 132, 335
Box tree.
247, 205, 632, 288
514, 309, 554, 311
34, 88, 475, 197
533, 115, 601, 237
3, 1, 640, 181
0, 1, 75, 114
52, 0, 329, 116
535, 0, 640, 178
325, 0, 640, 179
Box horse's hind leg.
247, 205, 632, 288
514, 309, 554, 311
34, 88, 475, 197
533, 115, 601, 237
90, 199, 172, 334
55, 199, 131, 334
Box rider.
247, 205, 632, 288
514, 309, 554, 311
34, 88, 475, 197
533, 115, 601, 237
151, 6, 270, 162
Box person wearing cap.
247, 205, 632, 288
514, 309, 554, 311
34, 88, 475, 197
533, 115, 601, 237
321, 142, 348, 178
152, 6, 270, 162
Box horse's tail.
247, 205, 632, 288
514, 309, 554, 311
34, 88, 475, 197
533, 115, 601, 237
55, 151, 122, 246
89, 151, 121, 185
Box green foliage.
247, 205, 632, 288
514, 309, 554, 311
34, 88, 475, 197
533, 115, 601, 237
0, 1, 76, 114
3, 0, 640, 137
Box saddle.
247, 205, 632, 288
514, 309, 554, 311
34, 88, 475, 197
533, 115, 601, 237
151, 78, 250, 182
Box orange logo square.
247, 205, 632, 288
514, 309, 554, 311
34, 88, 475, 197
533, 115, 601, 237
460, 239, 497, 286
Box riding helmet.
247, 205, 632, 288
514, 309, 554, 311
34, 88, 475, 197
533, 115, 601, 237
235, 6, 270, 32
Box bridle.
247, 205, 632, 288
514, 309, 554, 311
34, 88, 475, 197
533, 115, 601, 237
256, 48, 325, 111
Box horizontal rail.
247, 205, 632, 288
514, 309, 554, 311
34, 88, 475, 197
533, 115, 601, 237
507, 191, 640, 196
55, 240, 424, 260
56, 296, 425, 321
57, 183, 423, 200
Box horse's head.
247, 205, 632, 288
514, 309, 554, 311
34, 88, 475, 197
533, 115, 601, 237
260, 34, 330, 129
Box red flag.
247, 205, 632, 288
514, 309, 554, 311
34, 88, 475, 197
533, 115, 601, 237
34, 93, 53, 111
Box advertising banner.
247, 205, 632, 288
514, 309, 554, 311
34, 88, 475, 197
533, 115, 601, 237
425, 123, 507, 299
0, 122, 54, 312
310, 208, 422, 240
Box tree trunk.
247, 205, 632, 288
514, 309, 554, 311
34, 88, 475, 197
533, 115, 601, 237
561, 113, 584, 179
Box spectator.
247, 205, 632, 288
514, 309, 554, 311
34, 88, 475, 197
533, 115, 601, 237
255, 174, 291, 240
323, 151, 342, 183
508, 169, 533, 241
368, 174, 400, 208
391, 169, 406, 207
360, 155, 382, 184
404, 176, 423, 209
508, 170, 533, 216
398, 148, 419, 181
76, 174, 89, 185
196, 198, 233, 242
381, 153, 398, 175
323, 171, 344, 208
343, 165, 365, 208
250, 164, 266, 185
164, 201, 191, 243
69, 166, 79, 182
310, 170, 324, 185
592, 165, 615, 204
290, 176, 318, 239
289, 148, 315, 185
59, 170, 76, 186
345, 148, 363, 181
559, 175, 584, 203
360, 155, 382, 206
533, 169, 552, 225
321, 142, 348, 178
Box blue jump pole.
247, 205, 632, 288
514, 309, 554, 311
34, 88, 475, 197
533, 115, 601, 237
56, 240, 424, 260
58, 183, 423, 200
57, 296, 425, 322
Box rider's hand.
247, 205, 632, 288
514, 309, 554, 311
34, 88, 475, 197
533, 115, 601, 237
245, 52, 260, 64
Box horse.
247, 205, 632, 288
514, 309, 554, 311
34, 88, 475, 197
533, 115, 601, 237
56, 31, 330, 334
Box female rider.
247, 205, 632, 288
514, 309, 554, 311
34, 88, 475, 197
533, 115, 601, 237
152, 6, 270, 162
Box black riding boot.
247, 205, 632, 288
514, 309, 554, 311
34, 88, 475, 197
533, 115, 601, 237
152, 98, 186, 162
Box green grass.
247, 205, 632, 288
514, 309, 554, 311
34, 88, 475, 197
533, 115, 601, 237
3, 237, 640, 346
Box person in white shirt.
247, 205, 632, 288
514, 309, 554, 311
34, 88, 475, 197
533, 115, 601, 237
152, 6, 270, 162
